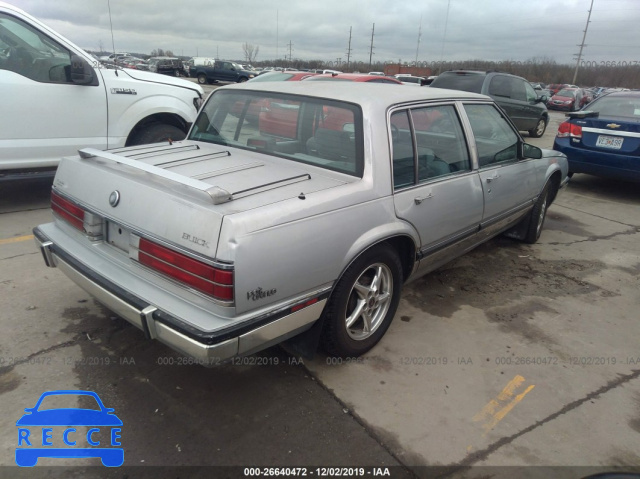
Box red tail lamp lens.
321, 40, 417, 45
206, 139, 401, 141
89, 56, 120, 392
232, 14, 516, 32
557, 121, 582, 138
137, 238, 233, 301
51, 190, 85, 231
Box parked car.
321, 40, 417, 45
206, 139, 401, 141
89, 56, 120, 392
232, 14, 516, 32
553, 91, 640, 182
34, 82, 568, 365
304, 73, 403, 84
394, 74, 426, 86
98, 52, 131, 65
0, 2, 204, 180
547, 83, 570, 96
148, 56, 185, 76
191, 60, 256, 84
248, 71, 317, 82
368, 71, 385, 76
429, 70, 549, 137
122, 58, 149, 71
547, 87, 585, 111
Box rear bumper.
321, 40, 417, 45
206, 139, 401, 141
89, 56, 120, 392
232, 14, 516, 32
34, 227, 328, 366
553, 139, 640, 182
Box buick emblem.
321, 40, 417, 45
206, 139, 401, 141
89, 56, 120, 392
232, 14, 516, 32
109, 190, 120, 207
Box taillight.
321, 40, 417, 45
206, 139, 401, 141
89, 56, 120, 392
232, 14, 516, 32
51, 190, 102, 239
557, 121, 582, 139
136, 237, 234, 302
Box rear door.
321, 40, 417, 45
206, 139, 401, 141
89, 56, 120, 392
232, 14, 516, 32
391, 104, 484, 260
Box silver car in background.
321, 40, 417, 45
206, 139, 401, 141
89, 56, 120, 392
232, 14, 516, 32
34, 83, 568, 365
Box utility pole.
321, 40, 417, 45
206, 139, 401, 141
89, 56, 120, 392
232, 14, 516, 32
346, 26, 352, 71
276, 10, 279, 60
369, 23, 375, 69
572, 0, 594, 85
415, 15, 422, 66
287, 40, 293, 63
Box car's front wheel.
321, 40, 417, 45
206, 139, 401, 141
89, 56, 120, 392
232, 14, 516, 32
529, 117, 547, 138
321, 244, 402, 357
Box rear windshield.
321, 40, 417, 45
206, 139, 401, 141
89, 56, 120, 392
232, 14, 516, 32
249, 72, 297, 82
557, 89, 576, 97
588, 95, 640, 118
430, 73, 485, 92
189, 90, 365, 177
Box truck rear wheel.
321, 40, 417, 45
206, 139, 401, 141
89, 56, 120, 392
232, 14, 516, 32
130, 123, 186, 145
197, 74, 208, 84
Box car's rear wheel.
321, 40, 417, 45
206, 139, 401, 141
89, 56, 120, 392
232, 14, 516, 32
529, 117, 547, 138
197, 74, 207, 84
523, 183, 551, 244
321, 244, 402, 357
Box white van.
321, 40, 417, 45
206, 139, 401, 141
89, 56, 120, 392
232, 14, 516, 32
0, 2, 204, 180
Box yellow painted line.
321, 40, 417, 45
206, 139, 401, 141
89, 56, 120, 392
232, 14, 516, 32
473, 375, 535, 433
0, 234, 34, 245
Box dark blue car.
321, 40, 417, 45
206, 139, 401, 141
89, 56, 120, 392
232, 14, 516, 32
553, 91, 640, 182
16, 390, 123, 467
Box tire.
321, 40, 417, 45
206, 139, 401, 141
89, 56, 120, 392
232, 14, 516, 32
523, 183, 551, 244
197, 74, 207, 84
528, 117, 547, 138
130, 123, 186, 145
174, 69, 181, 77
238, 77, 248, 83
321, 244, 403, 357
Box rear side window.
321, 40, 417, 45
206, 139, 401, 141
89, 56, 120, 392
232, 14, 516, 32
430, 73, 484, 93
390, 105, 470, 189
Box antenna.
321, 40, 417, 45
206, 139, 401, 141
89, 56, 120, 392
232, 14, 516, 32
415, 15, 422, 65
107, 0, 116, 56
107, 0, 117, 74
438, 0, 451, 75
346, 26, 352, 71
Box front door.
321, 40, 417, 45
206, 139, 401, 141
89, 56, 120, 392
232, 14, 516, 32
462, 103, 537, 237
0, 12, 106, 172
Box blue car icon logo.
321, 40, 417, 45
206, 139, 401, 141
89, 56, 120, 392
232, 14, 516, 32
16, 390, 123, 467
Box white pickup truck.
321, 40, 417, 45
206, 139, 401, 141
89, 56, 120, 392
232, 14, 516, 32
0, 2, 204, 180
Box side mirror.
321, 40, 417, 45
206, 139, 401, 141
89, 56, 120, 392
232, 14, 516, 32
523, 143, 542, 159
536, 94, 548, 103
70, 55, 98, 86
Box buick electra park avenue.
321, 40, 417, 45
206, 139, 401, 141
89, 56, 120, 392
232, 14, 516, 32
34, 82, 568, 365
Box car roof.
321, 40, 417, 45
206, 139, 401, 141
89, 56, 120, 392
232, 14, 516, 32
218, 81, 490, 106
306, 73, 403, 83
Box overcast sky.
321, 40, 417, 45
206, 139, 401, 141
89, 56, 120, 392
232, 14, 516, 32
12, 0, 640, 66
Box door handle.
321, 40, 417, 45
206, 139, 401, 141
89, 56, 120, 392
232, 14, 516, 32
414, 193, 433, 205
486, 173, 501, 183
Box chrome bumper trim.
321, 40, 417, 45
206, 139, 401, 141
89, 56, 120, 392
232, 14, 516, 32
34, 230, 325, 365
